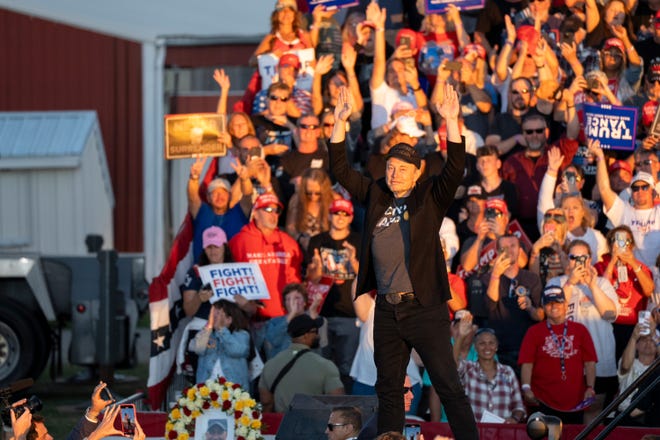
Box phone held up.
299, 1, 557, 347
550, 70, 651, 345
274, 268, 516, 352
116, 404, 137, 437
404, 423, 421, 440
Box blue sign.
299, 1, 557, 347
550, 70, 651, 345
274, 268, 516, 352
424, 0, 485, 14
584, 103, 638, 151
307, 0, 359, 10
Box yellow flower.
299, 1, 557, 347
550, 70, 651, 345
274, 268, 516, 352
199, 386, 210, 397
221, 390, 230, 401
212, 400, 220, 408
187, 388, 196, 400
240, 414, 251, 426
235, 401, 245, 411
191, 410, 201, 418
171, 408, 181, 420
251, 420, 262, 429
247, 399, 256, 407
165, 422, 174, 432
178, 433, 189, 440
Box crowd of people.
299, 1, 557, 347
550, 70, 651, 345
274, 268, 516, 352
173, 0, 660, 437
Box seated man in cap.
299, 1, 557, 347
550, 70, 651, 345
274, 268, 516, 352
518, 285, 598, 424
188, 156, 253, 260
259, 314, 344, 413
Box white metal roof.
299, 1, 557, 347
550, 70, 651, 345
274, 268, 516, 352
0, 110, 97, 163
0, 0, 273, 43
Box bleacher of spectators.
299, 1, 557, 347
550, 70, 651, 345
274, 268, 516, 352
172, 0, 660, 430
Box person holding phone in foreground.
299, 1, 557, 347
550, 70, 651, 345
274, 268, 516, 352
328, 83, 477, 439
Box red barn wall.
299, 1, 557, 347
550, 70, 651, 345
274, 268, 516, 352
0, 8, 144, 252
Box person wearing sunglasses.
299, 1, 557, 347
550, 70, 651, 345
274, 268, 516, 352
546, 239, 618, 423
355, 375, 422, 440
325, 406, 362, 440
229, 193, 302, 325
285, 168, 335, 252
590, 138, 660, 269
252, 53, 312, 118
187, 156, 253, 262
453, 316, 526, 424
519, 285, 598, 424
329, 82, 478, 438
529, 208, 569, 286
617, 149, 660, 204
502, 112, 579, 242
594, 225, 654, 360
279, 114, 330, 192
598, 36, 642, 105
252, 82, 297, 161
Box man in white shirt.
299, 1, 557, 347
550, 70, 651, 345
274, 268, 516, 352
590, 140, 660, 268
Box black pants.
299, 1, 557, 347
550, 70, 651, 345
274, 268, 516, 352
374, 296, 479, 440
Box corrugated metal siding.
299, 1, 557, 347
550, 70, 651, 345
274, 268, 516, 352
165, 44, 256, 68
0, 8, 143, 252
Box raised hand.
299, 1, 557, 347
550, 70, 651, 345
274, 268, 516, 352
89, 381, 115, 420
341, 44, 357, 71
190, 156, 207, 180
547, 147, 565, 174
315, 54, 335, 77
231, 160, 249, 181
504, 15, 516, 44
365, 1, 386, 28
213, 68, 230, 90
492, 252, 513, 278
435, 83, 460, 121
87, 404, 124, 440
334, 86, 353, 122
586, 138, 604, 161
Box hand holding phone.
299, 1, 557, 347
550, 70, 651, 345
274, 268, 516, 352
118, 404, 137, 437
404, 423, 421, 440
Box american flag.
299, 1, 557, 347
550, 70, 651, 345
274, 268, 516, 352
146, 213, 194, 409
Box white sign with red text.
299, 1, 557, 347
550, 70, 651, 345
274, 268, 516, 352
197, 263, 270, 303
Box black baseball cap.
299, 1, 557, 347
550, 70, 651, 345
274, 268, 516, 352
288, 314, 324, 338
386, 143, 421, 169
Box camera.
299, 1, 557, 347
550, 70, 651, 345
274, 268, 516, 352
484, 208, 500, 220
574, 255, 588, 267
1, 395, 43, 426
587, 77, 600, 91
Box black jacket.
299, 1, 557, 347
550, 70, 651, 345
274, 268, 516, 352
328, 138, 465, 307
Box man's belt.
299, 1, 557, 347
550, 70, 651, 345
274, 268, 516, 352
384, 291, 416, 305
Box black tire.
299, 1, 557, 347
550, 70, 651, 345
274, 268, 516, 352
28, 316, 52, 380
0, 301, 37, 385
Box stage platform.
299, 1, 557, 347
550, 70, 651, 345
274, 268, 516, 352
137, 411, 658, 439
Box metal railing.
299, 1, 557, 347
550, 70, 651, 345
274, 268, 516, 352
575, 355, 660, 440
